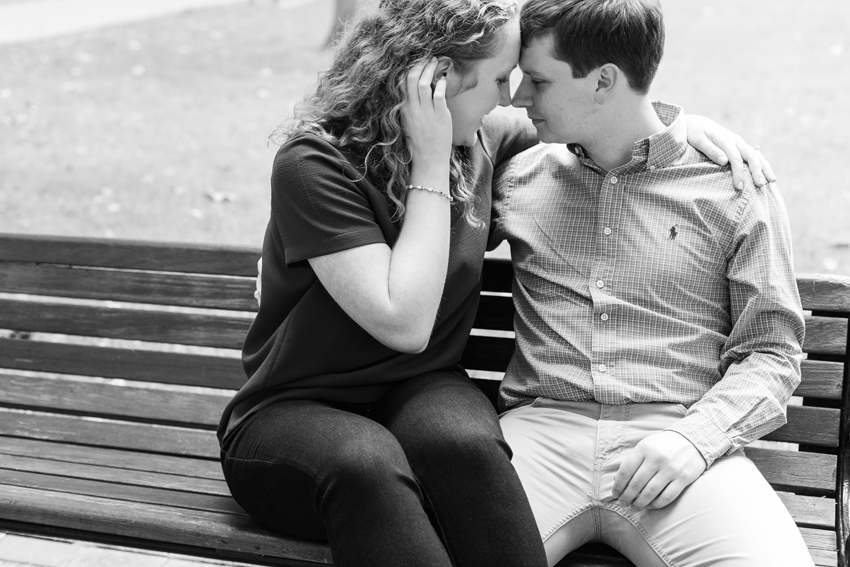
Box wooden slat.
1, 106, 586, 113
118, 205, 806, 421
0, 299, 250, 349
747, 447, 835, 495
0, 468, 242, 516
777, 492, 835, 530
799, 527, 839, 567
0, 338, 245, 389
480, 258, 514, 293
557, 528, 837, 567
763, 405, 840, 447
798, 274, 850, 314
0, 437, 223, 480
0, 453, 230, 498
556, 544, 631, 567
804, 315, 848, 356
0, 409, 218, 459
0, 263, 257, 311
473, 295, 515, 331
0, 233, 261, 277
0, 484, 333, 565
798, 360, 845, 400
460, 335, 515, 372
0, 372, 228, 427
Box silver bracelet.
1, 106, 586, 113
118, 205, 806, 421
406, 184, 453, 203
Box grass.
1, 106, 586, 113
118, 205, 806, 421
0, 0, 848, 275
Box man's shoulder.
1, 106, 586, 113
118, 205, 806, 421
503, 142, 580, 179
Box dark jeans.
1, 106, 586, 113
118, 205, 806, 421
220, 369, 547, 567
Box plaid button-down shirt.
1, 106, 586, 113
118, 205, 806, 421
490, 102, 805, 467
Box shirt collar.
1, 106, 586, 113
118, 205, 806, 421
566, 101, 688, 173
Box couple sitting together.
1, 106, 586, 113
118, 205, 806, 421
217, 0, 810, 565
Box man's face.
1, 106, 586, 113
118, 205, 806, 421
511, 34, 598, 144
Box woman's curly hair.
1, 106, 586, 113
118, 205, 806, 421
273, 0, 517, 226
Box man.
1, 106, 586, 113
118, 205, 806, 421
492, 0, 812, 565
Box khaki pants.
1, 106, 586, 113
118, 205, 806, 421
501, 399, 814, 567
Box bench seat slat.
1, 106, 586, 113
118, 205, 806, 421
746, 447, 835, 495
763, 405, 839, 447
0, 234, 260, 277
0, 483, 333, 565
0, 263, 257, 311
799, 527, 839, 567
460, 336, 515, 371
0, 453, 229, 496
0, 468, 241, 515
777, 492, 836, 530
797, 360, 845, 400
0, 372, 228, 427
803, 316, 848, 356
797, 275, 850, 313
0, 338, 245, 389
0, 409, 218, 459
0, 299, 250, 349
0, 437, 223, 480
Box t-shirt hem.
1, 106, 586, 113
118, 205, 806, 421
285, 227, 386, 264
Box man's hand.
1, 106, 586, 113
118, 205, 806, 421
611, 431, 707, 510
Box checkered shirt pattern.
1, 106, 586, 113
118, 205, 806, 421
490, 102, 805, 467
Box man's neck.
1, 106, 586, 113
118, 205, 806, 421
582, 98, 666, 173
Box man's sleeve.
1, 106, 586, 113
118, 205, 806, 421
665, 182, 805, 468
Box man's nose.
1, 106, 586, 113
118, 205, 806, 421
511, 79, 530, 108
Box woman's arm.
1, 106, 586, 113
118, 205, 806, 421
308, 58, 453, 353
685, 114, 777, 189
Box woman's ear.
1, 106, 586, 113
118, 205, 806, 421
433, 56, 458, 96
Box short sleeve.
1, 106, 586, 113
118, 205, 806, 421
271, 135, 387, 264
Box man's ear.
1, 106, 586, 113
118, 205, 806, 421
593, 64, 619, 104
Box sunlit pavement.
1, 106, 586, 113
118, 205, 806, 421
0, 0, 320, 45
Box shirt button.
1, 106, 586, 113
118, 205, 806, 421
599, 364, 607, 372
603, 227, 612, 236
649, 165, 657, 172
596, 280, 605, 289
600, 313, 609, 321
610, 176, 618, 184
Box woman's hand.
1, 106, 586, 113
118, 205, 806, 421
685, 114, 777, 190
402, 57, 453, 170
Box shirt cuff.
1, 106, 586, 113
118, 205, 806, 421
665, 413, 733, 469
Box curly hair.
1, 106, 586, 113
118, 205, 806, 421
273, 0, 518, 226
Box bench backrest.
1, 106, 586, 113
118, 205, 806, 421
0, 233, 849, 562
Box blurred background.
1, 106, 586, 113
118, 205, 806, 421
0, 0, 847, 275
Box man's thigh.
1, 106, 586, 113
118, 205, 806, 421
500, 400, 600, 562
501, 401, 815, 567
617, 450, 814, 567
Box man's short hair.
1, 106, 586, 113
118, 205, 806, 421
520, 0, 665, 94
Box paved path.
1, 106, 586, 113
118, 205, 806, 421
0, 531, 257, 567
0, 0, 319, 45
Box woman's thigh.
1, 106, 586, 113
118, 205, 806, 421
220, 399, 425, 541
373, 369, 549, 567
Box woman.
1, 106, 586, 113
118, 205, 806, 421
218, 1, 769, 566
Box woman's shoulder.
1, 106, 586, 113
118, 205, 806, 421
272, 132, 361, 179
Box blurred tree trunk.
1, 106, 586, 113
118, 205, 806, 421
326, 0, 359, 46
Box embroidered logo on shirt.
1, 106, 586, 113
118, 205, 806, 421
669, 224, 679, 240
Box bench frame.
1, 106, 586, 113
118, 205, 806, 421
0, 233, 848, 567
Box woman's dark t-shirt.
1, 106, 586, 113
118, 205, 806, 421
217, 111, 536, 444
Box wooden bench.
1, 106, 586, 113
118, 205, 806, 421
0, 232, 848, 567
